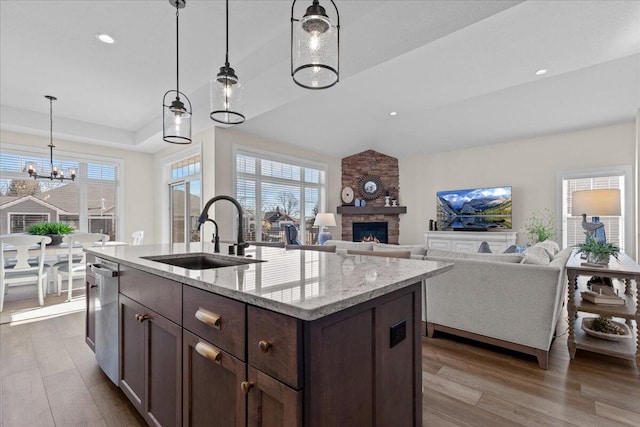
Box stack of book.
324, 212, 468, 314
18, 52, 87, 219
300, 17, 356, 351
580, 290, 625, 306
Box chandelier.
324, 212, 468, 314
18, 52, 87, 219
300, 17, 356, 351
27, 95, 76, 181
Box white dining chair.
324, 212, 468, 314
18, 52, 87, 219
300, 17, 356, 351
131, 230, 144, 245
0, 235, 51, 312
56, 233, 106, 301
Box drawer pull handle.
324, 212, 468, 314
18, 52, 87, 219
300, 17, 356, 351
258, 340, 272, 353
195, 308, 221, 330
195, 341, 222, 364
241, 381, 254, 394
135, 314, 149, 322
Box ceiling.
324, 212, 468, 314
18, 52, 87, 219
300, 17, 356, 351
1, 1, 639, 159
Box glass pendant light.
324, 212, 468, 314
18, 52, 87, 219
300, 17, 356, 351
291, 0, 340, 89
163, 0, 192, 144
210, 0, 245, 125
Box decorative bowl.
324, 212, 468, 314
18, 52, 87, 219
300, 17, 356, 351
581, 318, 631, 341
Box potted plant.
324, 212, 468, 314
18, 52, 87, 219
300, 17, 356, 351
524, 208, 556, 243
575, 234, 620, 264
27, 222, 74, 246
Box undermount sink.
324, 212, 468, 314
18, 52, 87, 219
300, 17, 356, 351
142, 253, 263, 270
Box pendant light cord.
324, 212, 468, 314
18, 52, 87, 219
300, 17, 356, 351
48, 96, 55, 169
225, 0, 229, 67
176, 6, 180, 98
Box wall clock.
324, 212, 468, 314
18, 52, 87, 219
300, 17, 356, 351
341, 186, 354, 205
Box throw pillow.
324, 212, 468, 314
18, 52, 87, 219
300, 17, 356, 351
522, 245, 551, 265
477, 241, 492, 253
503, 245, 517, 253
537, 240, 560, 258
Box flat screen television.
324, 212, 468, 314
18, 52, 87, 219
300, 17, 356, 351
436, 186, 512, 231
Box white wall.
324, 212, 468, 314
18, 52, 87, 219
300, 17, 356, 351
1, 130, 155, 244
399, 121, 637, 258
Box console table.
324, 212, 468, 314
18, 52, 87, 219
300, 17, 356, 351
423, 231, 517, 253
566, 251, 640, 372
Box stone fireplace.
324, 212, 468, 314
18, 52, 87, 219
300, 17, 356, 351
340, 150, 403, 244
353, 222, 388, 243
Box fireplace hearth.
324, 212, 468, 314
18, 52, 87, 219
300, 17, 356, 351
353, 222, 388, 244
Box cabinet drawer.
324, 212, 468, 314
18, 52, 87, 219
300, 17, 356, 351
119, 266, 182, 324
183, 285, 246, 360
248, 306, 303, 389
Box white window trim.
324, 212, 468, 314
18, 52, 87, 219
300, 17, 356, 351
232, 144, 328, 244
7, 212, 51, 233
557, 164, 633, 251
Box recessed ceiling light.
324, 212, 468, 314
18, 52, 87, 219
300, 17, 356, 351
96, 33, 116, 44
535, 69, 547, 76
389, 111, 398, 116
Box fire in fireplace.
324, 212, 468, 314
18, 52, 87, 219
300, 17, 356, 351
353, 222, 388, 244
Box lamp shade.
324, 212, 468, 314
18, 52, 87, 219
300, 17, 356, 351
571, 189, 621, 216
314, 213, 336, 227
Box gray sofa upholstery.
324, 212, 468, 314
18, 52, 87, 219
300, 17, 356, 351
324, 239, 571, 368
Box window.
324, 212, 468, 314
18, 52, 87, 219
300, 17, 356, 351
561, 167, 629, 251
169, 155, 201, 244
9, 213, 49, 233
235, 147, 327, 244
0, 147, 120, 240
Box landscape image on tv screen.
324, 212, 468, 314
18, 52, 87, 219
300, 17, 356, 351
436, 186, 512, 230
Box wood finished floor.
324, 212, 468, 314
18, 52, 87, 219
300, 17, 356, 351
1, 306, 638, 426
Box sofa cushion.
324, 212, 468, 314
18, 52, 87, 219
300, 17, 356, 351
537, 240, 560, 258
373, 243, 427, 260
522, 245, 551, 265
425, 249, 524, 264
324, 240, 374, 255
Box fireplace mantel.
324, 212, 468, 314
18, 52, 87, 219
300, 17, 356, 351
336, 206, 407, 215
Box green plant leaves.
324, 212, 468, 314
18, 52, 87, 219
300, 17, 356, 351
27, 222, 74, 235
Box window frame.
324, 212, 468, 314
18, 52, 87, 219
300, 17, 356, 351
8, 212, 51, 233
557, 165, 633, 252
233, 144, 328, 244
164, 148, 202, 245
0, 142, 124, 239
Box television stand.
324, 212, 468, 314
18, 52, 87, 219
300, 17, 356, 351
424, 231, 517, 253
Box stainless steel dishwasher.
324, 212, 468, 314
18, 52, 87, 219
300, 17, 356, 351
92, 259, 119, 385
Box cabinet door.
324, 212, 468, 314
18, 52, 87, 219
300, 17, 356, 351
452, 241, 476, 253
85, 274, 96, 352
119, 295, 146, 416
183, 331, 246, 427
246, 366, 302, 427
145, 305, 182, 427
120, 294, 182, 426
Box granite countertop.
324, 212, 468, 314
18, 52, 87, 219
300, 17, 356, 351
86, 243, 452, 321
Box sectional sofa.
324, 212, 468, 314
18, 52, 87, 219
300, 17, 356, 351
324, 239, 572, 368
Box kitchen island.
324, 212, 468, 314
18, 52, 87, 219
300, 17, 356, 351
85, 243, 452, 427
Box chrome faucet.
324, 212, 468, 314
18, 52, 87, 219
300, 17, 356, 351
198, 195, 248, 256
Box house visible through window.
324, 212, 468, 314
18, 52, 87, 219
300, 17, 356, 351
0, 149, 120, 240
235, 148, 327, 244
561, 167, 628, 251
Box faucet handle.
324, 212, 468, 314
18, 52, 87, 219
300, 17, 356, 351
228, 245, 235, 256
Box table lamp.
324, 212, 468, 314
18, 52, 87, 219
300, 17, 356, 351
314, 213, 336, 245
571, 189, 621, 243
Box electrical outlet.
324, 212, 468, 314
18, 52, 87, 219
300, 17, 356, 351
390, 320, 406, 348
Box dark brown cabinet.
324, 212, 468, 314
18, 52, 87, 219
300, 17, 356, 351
119, 294, 182, 427
113, 266, 422, 427
246, 366, 302, 427
183, 330, 246, 426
